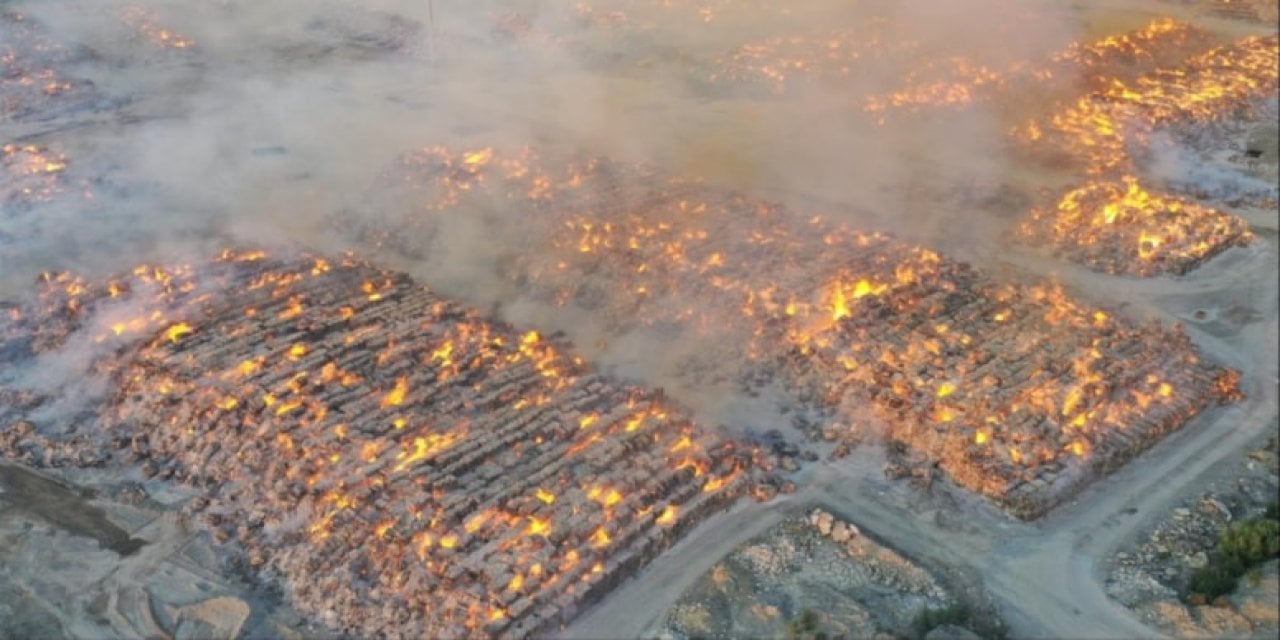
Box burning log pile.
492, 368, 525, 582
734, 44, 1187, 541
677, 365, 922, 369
1, 143, 72, 210
532, 190, 1239, 519
785, 272, 1241, 520
712, 17, 1213, 112
117, 5, 194, 50
340, 145, 617, 259
372, 148, 1243, 519
1014, 176, 1254, 277
1, 11, 100, 123
0, 250, 755, 639
711, 28, 918, 96
1011, 33, 1276, 276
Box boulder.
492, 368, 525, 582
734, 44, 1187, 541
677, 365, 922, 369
172, 597, 251, 640
832, 521, 850, 543
1186, 552, 1209, 570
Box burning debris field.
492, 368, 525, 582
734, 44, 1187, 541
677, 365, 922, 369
1, 143, 72, 209
1, 11, 102, 124
1007, 30, 1277, 275
1, 1, 1277, 639
1, 250, 760, 638
348, 147, 1244, 518
1015, 176, 1254, 277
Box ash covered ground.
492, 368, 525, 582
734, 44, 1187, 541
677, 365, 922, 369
1, 1, 1278, 639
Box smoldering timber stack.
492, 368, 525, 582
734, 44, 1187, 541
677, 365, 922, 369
396, 150, 1244, 521
784, 269, 1242, 521
1, 143, 71, 210
0, 11, 102, 123
1014, 176, 1254, 277
0, 250, 754, 639
1018, 33, 1280, 176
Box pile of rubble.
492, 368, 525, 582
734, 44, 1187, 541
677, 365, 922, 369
807, 509, 944, 598
1106, 435, 1279, 637
0, 250, 759, 639
1, 11, 100, 123
657, 510, 961, 639
1014, 176, 1254, 277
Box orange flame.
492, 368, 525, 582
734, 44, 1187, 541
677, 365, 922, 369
381, 377, 409, 408
164, 322, 193, 343
656, 505, 678, 527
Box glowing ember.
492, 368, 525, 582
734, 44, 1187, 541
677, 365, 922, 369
162, 322, 193, 343
119, 5, 195, 49
1, 12, 99, 122
380, 376, 409, 408
1, 143, 85, 208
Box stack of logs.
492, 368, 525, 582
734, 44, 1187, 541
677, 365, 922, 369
0, 250, 755, 639
782, 261, 1242, 519
446, 163, 1242, 520
1012, 33, 1276, 276
1014, 176, 1254, 277
0, 11, 99, 123
2, 143, 71, 210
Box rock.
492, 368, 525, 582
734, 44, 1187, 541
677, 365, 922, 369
780, 456, 799, 472
925, 624, 982, 640
1200, 498, 1232, 521
1186, 552, 1209, 569
274, 622, 305, 640
832, 521, 850, 543
752, 482, 778, 502
1173, 507, 1191, 519
816, 512, 833, 537
172, 597, 250, 640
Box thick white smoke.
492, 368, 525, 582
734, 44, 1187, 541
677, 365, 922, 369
5, 0, 1215, 430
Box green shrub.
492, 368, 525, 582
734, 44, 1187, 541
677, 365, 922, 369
911, 603, 971, 637
1186, 514, 1280, 601
1220, 518, 1280, 564
787, 608, 820, 639
1188, 559, 1244, 599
